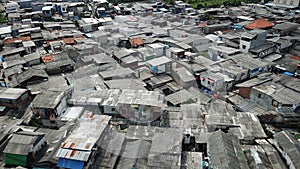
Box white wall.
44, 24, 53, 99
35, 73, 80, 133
157, 64, 166, 74
32, 136, 46, 154
240, 40, 251, 53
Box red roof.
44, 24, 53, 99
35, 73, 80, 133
129, 37, 144, 47
198, 22, 207, 27
47, 36, 86, 45
63, 36, 85, 45
290, 55, 300, 61
41, 55, 54, 63
62, 38, 76, 45
245, 19, 274, 30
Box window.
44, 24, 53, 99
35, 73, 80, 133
258, 94, 262, 98
272, 100, 279, 107
241, 37, 251, 41
1, 99, 12, 103
21, 92, 28, 100
290, 0, 294, 5
207, 78, 214, 85
242, 45, 246, 49
282, 104, 293, 107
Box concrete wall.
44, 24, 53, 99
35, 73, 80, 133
171, 69, 197, 89
151, 47, 164, 57
56, 95, 68, 117
103, 105, 119, 115
249, 88, 273, 109
208, 48, 231, 61
190, 38, 210, 47
199, 73, 225, 92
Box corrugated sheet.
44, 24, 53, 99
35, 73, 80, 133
32, 90, 64, 109
208, 130, 242, 169
4, 132, 44, 155
165, 89, 197, 105
4, 143, 32, 155
61, 142, 92, 151
9, 134, 36, 144
122, 139, 151, 159
56, 149, 90, 161
118, 89, 164, 107
4, 36, 31, 44
57, 115, 111, 161
57, 158, 84, 169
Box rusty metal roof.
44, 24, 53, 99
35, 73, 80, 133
3, 36, 31, 44
56, 115, 111, 161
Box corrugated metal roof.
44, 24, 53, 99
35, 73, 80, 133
117, 89, 164, 107
148, 74, 173, 87
60, 115, 111, 146
61, 142, 93, 150
0, 26, 11, 35
104, 78, 146, 90
147, 128, 183, 168
173, 67, 195, 83
9, 134, 36, 144
122, 139, 151, 159
4, 143, 32, 155
274, 131, 300, 169
60, 107, 84, 120
4, 132, 45, 155
0, 88, 27, 100
56, 149, 91, 161
146, 56, 172, 67
271, 87, 300, 104
208, 130, 243, 169
22, 41, 35, 47
68, 89, 121, 107
58, 158, 84, 169
24, 52, 40, 62
32, 90, 64, 109
165, 89, 197, 105
57, 115, 111, 161
3, 36, 31, 44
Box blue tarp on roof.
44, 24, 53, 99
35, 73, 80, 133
283, 71, 294, 76
150, 66, 158, 74
57, 158, 84, 169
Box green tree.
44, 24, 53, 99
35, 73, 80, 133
164, 0, 175, 5
0, 10, 6, 24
